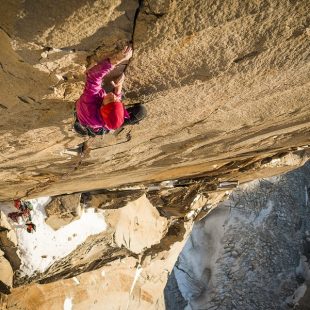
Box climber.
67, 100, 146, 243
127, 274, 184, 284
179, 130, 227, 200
74, 45, 146, 137
8, 199, 35, 233
8, 199, 33, 222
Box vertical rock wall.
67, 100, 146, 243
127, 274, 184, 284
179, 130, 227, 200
0, 0, 309, 199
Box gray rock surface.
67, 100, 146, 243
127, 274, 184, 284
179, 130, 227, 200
165, 161, 310, 309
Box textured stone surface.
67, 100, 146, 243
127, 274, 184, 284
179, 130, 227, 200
0, 0, 309, 200
3, 157, 308, 308
4, 185, 198, 309
12, 184, 202, 287
45, 194, 81, 230
0, 1, 309, 309
0, 212, 20, 273
0, 251, 13, 294
6, 254, 172, 310
0, 292, 8, 309
0, 0, 138, 200
165, 161, 310, 310
113, 194, 168, 254
0, 213, 18, 295
0, 212, 12, 232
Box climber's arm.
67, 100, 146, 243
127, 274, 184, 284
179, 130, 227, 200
110, 46, 132, 99
82, 46, 132, 99
112, 73, 125, 98
83, 59, 113, 97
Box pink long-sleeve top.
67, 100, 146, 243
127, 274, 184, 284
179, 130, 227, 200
76, 58, 127, 131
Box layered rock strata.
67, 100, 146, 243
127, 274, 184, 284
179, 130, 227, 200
0, 153, 309, 309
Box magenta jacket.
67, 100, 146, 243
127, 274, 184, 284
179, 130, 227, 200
76, 59, 127, 131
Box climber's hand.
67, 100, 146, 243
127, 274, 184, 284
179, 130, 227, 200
110, 45, 133, 65
122, 45, 133, 61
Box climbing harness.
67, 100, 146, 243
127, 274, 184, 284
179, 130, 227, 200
73, 111, 109, 137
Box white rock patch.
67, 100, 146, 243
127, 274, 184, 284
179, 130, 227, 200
63, 297, 73, 310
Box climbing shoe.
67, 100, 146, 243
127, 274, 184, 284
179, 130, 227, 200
124, 103, 147, 126
74, 120, 91, 136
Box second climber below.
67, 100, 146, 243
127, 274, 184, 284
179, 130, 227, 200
74, 45, 146, 136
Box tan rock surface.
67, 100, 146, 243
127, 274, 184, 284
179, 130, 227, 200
114, 194, 168, 253
1, 153, 309, 307
45, 194, 81, 230
6, 246, 184, 310
0, 0, 308, 200
4, 191, 194, 309
0, 212, 12, 232
0, 250, 13, 294
0, 212, 20, 272
6, 157, 309, 308
12, 184, 200, 286
0, 292, 8, 310
0, 1, 309, 308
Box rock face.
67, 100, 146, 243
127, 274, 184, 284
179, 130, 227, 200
0, 156, 307, 308
0, 0, 139, 200
113, 194, 168, 254
0, 1, 309, 309
165, 161, 310, 310
0, 212, 20, 273
45, 194, 81, 230
0, 250, 13, 295
0, 212, 18, 296
0, 0, 309, 200
2, 184, 200, 309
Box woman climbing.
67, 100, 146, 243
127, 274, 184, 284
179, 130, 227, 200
74, 45, 146, 136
